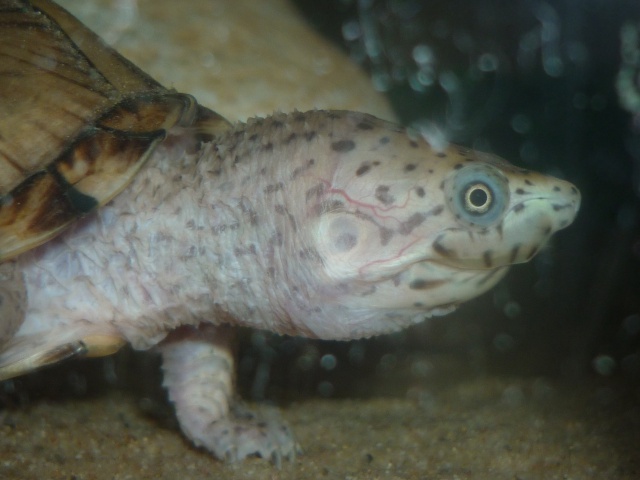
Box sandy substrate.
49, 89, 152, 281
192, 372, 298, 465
1, 366, 638, 480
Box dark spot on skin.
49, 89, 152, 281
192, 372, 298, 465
334, 233, 358, 251
433, 237, 456, 259
415, 187, 426, 198
428, 169, 434, 174
305, 183, 325, 202
380, 136, 390, 145
270, 231, 283, 247
409, 279, 446, 290
439, 181, 445, 190
509, 244, 521, 263
553, 186, 561, 192
285, 133, 298, 144
380, 227, 393, 246
414, 302, 425, 308
264, 183, 284, 194
299, 247, 323, 264
361, 286, 377, 296
290, 159, 315, 180
274, 204, 297, 231
314, 200, 344, 216
399, 212, 426, 235
436, 152, 447, 158
552, 204, 568, 211
409, 140, 418, 148
543, 226, 552, 235
525, 179, 533, 186
262, 142, 273, 152
431, 205, 444, 216
454, 163, 464, 170
233, 155, 241, 165
260, 167, 267, 175
373, 160, 380, 166
356, 164, 371, 176
357, 121, 374, 130
513, 204, 525, 213
375, 185, 394, 205
404, 164, 416, 172
332, 139, 356, 153
515, 188, 527, 195
483, 250, 493, 268
234, 244, 258, 256
239, 198, 259, 225
305, 131, 317, 142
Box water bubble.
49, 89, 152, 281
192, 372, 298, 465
438, 71, 459, 92
573, 92, 589, 109
342, 20, 361, 42
410, 358, 433, 378
317, 381, 334, 397
453, 30, 473, 53
348, 343, 366, 366
592, 354, 616, 376
520, 141, 539, 163
622, 314, 640, 335
371, 71, 392, 92
412, 44, 435, 66
320, 354, 338, 371
493, 333, 516, 352
502, 384, 525, 407
566, 41, 589, 64
378, 353, 397, 372
510, 114, 532, 134
431, 19, 449, 39
503, 301, 522, 319
478, 53, 499, 72
543, 55, 564, 77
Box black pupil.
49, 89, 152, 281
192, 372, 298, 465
469, 187, 488, 207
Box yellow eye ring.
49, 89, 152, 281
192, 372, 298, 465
464, 183, 492, 214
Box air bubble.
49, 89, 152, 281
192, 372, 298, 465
439, 71, 459, 92
510, 114, 532, 134
342, 20, 361, 41
493, 333, 515, 352
317, 381, 334, 397
478, 53, 499, 72
320, 354, 337, 371
592, 354, 616, 376
412, 44, 435, 66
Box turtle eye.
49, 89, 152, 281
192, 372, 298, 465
463, 183, 492, 214
444, 164, 509, 227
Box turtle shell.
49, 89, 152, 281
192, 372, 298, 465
0, 0, 229, 262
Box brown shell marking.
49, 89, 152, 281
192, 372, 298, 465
0, 0, 228, 261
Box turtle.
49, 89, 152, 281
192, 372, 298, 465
0, 0, 581, 463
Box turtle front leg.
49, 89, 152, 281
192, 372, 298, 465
159, 324, 298, 464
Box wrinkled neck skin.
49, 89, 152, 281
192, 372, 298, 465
19, 111, 508, 349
